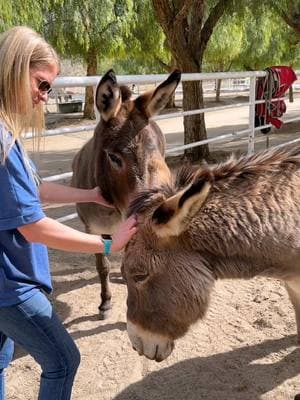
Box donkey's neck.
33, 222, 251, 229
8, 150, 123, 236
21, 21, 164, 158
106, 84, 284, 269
202, 245, 299, 282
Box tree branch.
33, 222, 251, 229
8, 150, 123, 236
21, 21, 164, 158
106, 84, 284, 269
174, 0, 194, 23
199, 0, 232, 59
189, 1, 205, 57
273, 4, 300, 35
155, 57, 171, 71
151, 0, 174, 31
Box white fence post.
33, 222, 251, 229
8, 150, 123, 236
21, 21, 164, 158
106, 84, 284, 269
248, 76, 256, 155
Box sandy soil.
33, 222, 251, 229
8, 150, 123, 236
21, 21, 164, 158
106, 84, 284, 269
5, 96, 300, 400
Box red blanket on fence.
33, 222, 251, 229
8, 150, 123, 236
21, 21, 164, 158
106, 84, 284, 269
255, 66, 297, 130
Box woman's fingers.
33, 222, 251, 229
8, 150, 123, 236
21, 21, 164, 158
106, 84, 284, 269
111, 215, 138, 252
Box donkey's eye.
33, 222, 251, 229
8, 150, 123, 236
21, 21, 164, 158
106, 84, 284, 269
132, 273, 149, 283
108, 152, 123, 168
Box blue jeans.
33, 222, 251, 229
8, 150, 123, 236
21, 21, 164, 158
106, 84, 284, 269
0, 290, 80, 400
0, 334, 13, 400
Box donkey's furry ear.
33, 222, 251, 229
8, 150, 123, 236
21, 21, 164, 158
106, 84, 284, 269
95, 69, 122, 121
146, 70, 181, 116
120, 85, 132, 102
135, 70, 181, 117
151, 178, 211, 238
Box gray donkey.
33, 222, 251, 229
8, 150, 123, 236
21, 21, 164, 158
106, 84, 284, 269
121, 145, 300, 361
71, 69, 181, 318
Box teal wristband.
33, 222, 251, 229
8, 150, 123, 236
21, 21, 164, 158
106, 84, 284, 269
101, 237, 112, 256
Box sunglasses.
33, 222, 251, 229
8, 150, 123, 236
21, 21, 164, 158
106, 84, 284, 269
38, 80, 52, 95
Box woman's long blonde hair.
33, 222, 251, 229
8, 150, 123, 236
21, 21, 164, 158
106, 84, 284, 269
0, 26, 60, 160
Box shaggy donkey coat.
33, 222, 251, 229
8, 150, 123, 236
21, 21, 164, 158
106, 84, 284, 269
122, 145, 300, 361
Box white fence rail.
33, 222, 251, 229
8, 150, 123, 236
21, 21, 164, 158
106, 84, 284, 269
38, 70, 300, 223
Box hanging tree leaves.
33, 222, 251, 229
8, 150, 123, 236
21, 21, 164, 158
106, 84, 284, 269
0, 0, 44, 32
43, 0, 135, 118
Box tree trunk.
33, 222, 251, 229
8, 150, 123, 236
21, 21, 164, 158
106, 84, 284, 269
176, 49, 210, 162
151, 0, 229, 162
84, 47, 97, 119
182, 80, 209, 162
215, 78, 222, 102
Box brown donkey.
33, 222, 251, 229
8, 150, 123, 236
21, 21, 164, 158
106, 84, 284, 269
72, 69, 181, 318
122, 145, 300, 361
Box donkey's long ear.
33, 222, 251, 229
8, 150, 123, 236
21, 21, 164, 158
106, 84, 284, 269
136, 70, 181, 117
95, 69, 122, 121
150, 177, 211, 238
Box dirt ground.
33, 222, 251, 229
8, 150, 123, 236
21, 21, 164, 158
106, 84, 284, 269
6, 96, 300, 400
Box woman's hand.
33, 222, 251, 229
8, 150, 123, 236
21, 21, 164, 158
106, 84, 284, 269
111, 215, 138, 252
92, 187, 115, 208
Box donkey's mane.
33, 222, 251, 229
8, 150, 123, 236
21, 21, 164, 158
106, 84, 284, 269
198, 144, 300, 183
129, 145, 300, 216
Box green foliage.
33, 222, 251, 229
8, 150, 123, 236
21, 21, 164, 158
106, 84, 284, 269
43, 0, 135, 63
125, 1, 169, 69
203, 3, 300, 73
97, 0, 170, 74
237, 6, 300, 70
258, 0, 300, 24
203, 13, 244, 71
100, 57, 166, 75
1, 0, 299, 75
0, 0, 44, 32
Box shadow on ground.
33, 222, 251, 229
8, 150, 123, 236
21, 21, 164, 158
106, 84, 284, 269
114, 335, 300, 400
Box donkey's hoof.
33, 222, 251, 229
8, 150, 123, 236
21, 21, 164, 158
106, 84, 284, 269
98, 301, 112, 320
98, 309, 111, 320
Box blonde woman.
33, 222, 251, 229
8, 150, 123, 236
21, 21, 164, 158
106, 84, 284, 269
0, 26, 137, 400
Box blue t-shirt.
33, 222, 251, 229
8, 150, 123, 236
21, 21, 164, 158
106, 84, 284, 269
0, 125, 51, 306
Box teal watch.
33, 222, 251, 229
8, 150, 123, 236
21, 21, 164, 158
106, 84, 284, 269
101, 237, 112, 256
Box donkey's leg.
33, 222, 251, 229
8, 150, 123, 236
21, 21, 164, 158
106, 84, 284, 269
285, 278, 300, 343
95, 254, 112, 319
